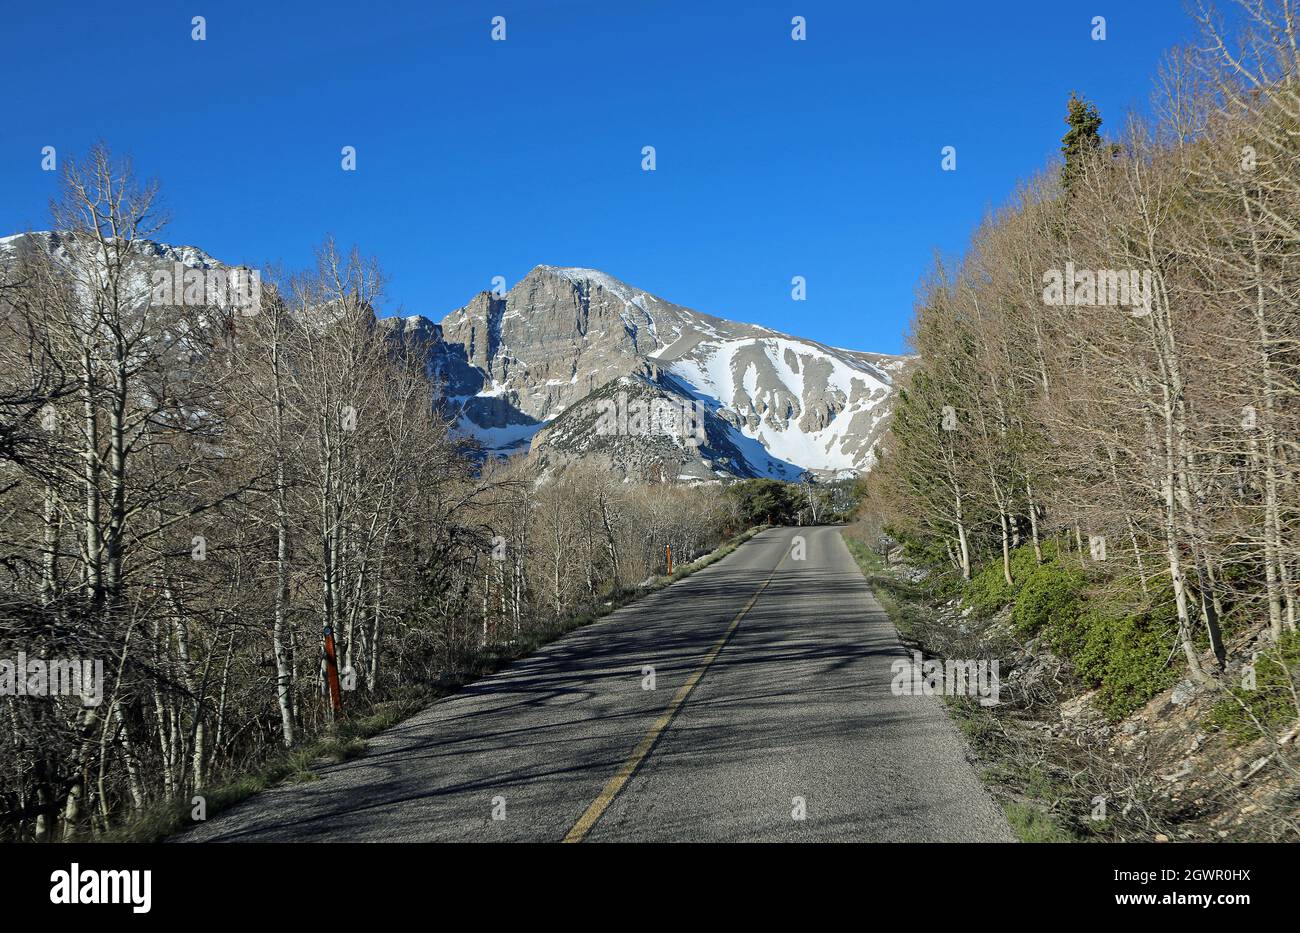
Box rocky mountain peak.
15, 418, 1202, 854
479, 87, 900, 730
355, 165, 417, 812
431, 265, 913, 480
1, 230, 912, 482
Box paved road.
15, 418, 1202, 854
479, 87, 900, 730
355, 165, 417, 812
181, 526, 1013, 843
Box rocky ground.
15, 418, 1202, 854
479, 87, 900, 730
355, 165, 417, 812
873, 548, 1299, 842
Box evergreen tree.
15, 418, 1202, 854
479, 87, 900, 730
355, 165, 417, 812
1060, 92, 1104, 196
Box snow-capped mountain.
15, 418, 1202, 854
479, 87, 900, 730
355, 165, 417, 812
410, 265, 911, 481
1, 232, 911, 481
0, 231, 222, 272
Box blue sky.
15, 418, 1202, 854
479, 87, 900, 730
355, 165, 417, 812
1, 0, 1197, 354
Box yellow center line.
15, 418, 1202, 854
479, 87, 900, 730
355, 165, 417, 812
561, 542, 789, 843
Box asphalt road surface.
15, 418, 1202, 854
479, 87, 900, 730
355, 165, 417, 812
181, 526, 1013, 843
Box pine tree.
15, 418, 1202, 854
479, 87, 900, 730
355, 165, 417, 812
1060, 92, 1104, 196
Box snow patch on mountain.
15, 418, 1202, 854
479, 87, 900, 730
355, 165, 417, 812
432, 265, 912, 479
0, 231, 910, 481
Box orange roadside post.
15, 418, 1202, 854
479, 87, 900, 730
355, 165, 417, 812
322, 624, 344, 720
666, 544, 672, 575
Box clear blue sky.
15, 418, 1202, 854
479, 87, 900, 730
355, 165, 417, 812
1, 0, 1197, 354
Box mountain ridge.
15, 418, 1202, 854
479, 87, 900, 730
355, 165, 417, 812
414, 263, 912, 481
0, 232, 912, 481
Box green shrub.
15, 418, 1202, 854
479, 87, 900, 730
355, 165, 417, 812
1094, 610, 1182, 719
1011, 560, 1083, 637
894, 530, 954, 576
1206, 631, 1300, 745
965, 557, 1017, 616
963, 541, 1064, 618
1048, 604, 1110, 682
1046, 598, 1182, 720
957, 543, 1189, 722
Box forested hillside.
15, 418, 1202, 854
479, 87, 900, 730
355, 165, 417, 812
858, 1, 1299, 835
